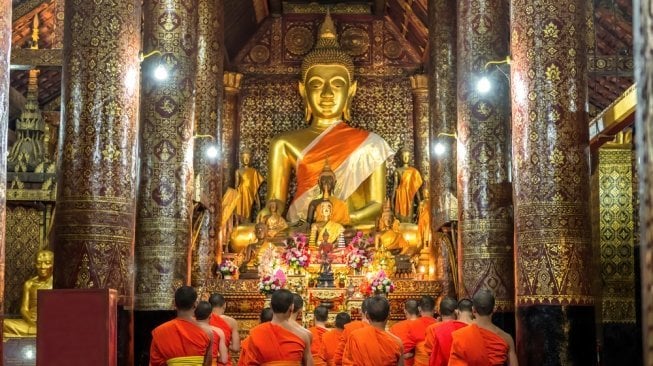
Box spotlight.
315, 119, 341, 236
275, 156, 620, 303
476, 76, 491, 94
154, 64, 169, 81
434, 142, 446, 156
206, 145, 219, 159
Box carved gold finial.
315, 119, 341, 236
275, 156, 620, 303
301, 11, 354, 81
30, 15, 40, 50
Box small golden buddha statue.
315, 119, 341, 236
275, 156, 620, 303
309, 201, 344, 247
260, 199, 289, 238
374, 200, 408, 255
416, 189, 431, 247
238, 223, 269, 278
235, 147, 264, 222
306, 160, 350, 225
267, 12, 393, 224
392, 147, 423, 222
4, 249, 53, 338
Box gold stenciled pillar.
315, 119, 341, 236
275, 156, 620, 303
634, 0, 653, 364
410, 74, 429, 182
222, 71, 243, 191
512, 0, 595, 364
456, 0, 513, 312
136, 0, 199, 310
192, 0, 224, 286
0, 1, 11, 357
54, 0, 140, 305
428, 0, 457, 296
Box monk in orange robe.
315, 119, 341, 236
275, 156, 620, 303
333, 298, 372, 365
390, 299, 419, 366
237, 308, 273, 366
320, 312, 351, 366
449, 290, 518, 366
425, 297, 469, 366
196, 301, 229, 366
244, 289, 312, 366
150, 286, 212, 366
308, 306, 329, 366
209, 293, 241, 366
404, 296, 438, 366
343, 295, 404, 366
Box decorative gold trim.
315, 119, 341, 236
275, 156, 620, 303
282, 2, 371, 14
7, 188, 56, 202
10, 49, 62, 70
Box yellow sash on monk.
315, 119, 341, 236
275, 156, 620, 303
414, 341, 429, 366
166, 356, 205, 365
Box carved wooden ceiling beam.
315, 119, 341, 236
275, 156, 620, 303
10, 48, 61, 70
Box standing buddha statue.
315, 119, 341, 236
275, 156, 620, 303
392, 147, 423, 222
267, 12, 394, 224
4, 250, 53, 338
235, 147, 264, 222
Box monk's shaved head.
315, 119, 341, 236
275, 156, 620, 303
194, 301, 212, 321
361, 297, 372, 314
366, 295, 390, 322
473, 289, 495, 316
404, 299, 419, 315
419, 295, 436, 312
174, 286, 198, 311
271, 289, 294, 313
335, 312, 351, 329
292, 293, 304, 314
209, 293, 226, 308
439, 297, 458, 316
260, 307, 273, 323
314, 306, 329, 322
458, 298, 473, 313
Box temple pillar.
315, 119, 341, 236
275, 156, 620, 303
222, 72, 243, 191
456, 0, 513, 315
0, 0, 10, 359
410, 74, 429, 181
191, 0, 224, 287
511, 1, 596, 364
136, 0, 199, 310
427, 0, 457, 296
634, 0, 653, 364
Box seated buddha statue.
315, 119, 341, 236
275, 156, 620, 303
259, 199, 288, 238
309, 201, 344, 247
374, 200, 409, 255
392, 147, 423, 222
4, 249, 53, 338
306, 160, 349, 225
238, 223, 270, 279
267, 12, 394, 224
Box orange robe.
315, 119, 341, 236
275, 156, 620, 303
150, 318, 211, 366
342, 326, 403, 366
394, 167, 423, 217
210, 314, 233, 366
389, 319, 417, 366
309, 325, 329, 366
427, 321, 467, 366
333, 320, 368, 366
245, 323, 306, 366
320, 329, 343, 366
449, 324, 509, 366
406, 317, 438, 366
237, 337, 250, 366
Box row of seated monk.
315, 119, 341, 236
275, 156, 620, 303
148, 286, 517, 366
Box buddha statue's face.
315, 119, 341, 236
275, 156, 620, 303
269, 201, 278, 213
401, 150, 411, 165
321, 202, 333, 219
319, 175, 335, 194
301, 65, 356, 121
35, 251, 54, 279
241, 152, 251, 166
255, 224, 267, 240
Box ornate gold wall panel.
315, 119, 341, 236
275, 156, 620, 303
410, 74, 429, 182
192, 0, 224, 284
4, 205, 44, 314
597, 148, 636, 323
512, 0, 593, 306
456, 0, 513, 311
238, 75, 413, 202
222, 72, 242, 191
53, 0, 140, 307
1, 0, 10, 322
428, 0, 457, 231
136, 0, 198, 310
634, 0, 653, 363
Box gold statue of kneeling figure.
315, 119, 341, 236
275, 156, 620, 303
4, 250, 54, 338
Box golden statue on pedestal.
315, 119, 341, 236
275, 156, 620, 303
235, 148, 264, 222
4, 250, 53, 338
306, 160, 350, 225
309, 200, 344, 247
392, 147, 423, 222
266, 12, 393, 224
374, 200, 408, 254
238, 223, 269, 278
260, 199, 288, 238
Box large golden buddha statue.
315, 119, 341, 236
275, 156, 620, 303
4, 249, 53, 338
267, 12, 393, 224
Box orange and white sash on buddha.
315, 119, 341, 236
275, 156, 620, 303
287, 121, 394, 222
